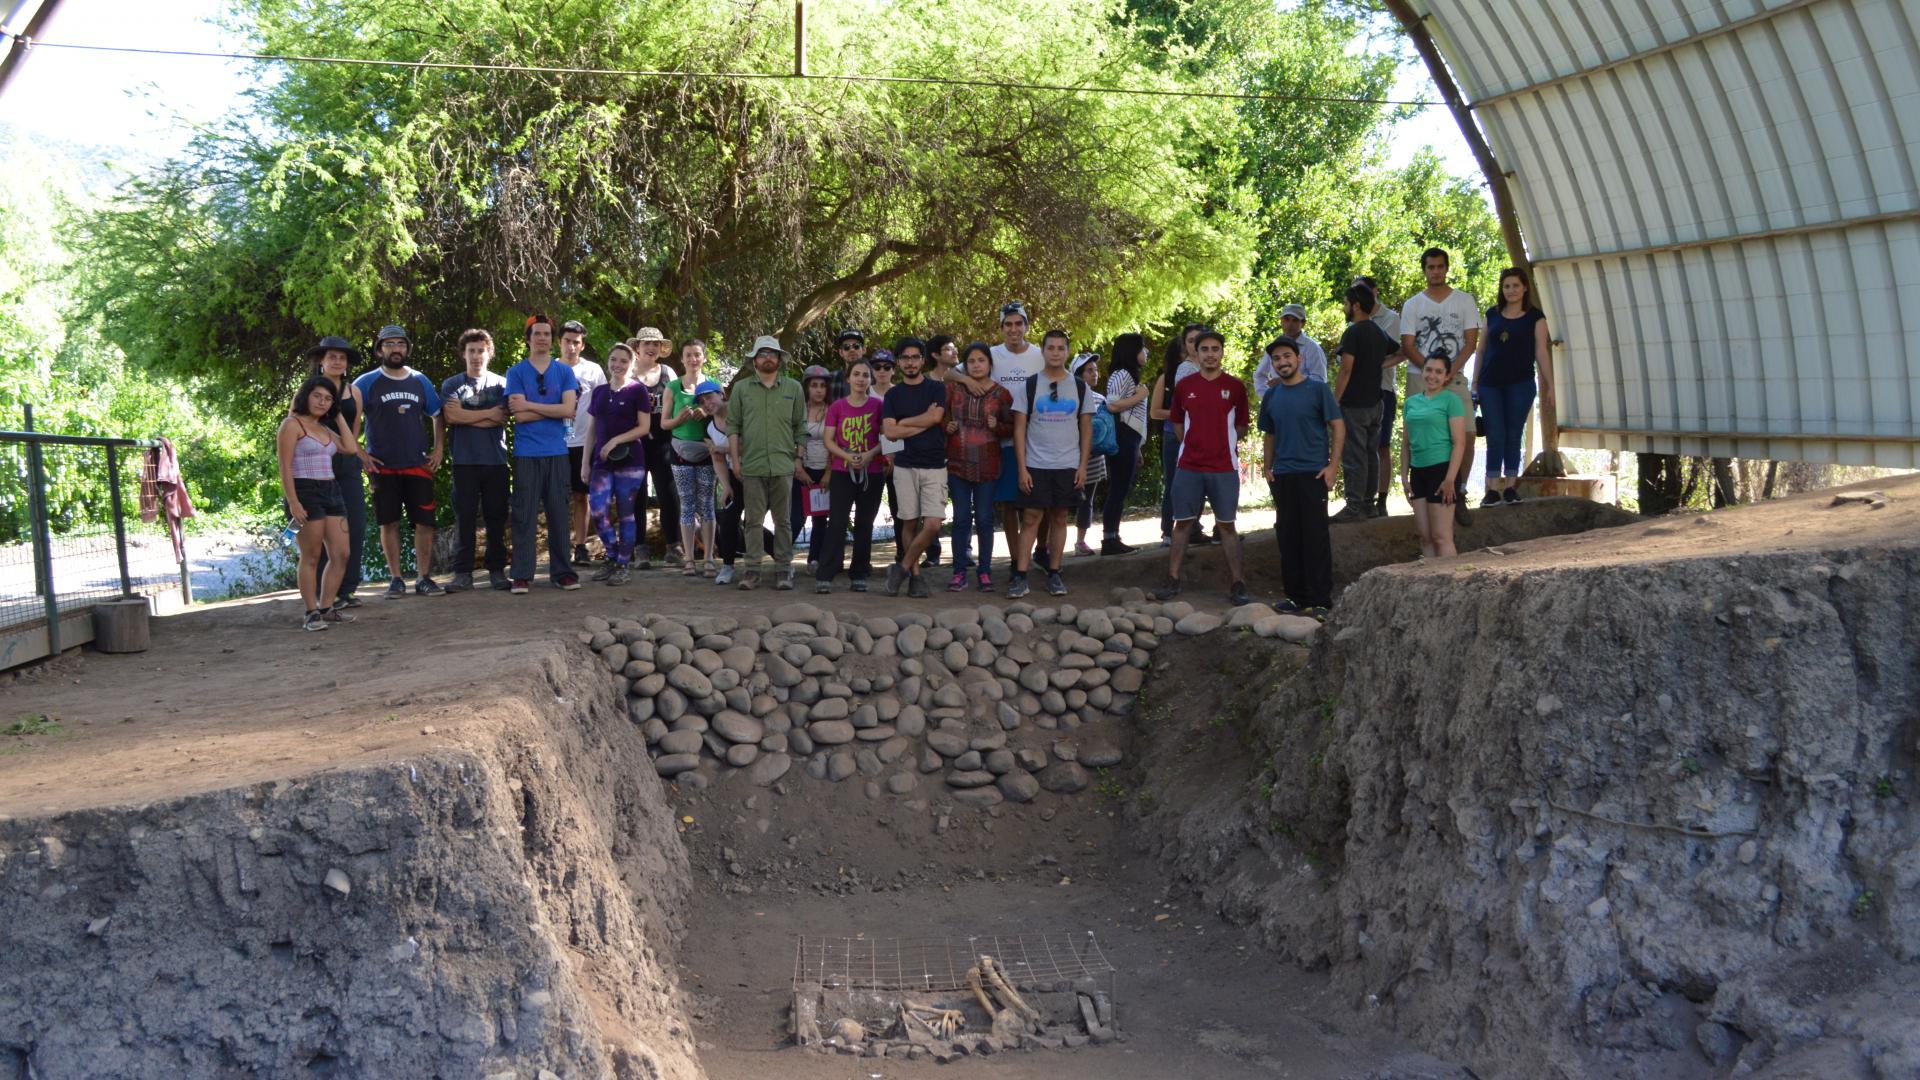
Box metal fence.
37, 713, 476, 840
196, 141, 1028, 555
0, 406, 188, 666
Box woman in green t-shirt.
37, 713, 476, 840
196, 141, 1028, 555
664, 340, 717, 574
1402, 353, 1468, 558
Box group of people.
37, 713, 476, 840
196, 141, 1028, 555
275, 248, 1553, 631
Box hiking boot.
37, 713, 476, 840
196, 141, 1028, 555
302, 610, 329, 632
738, 569, 761, 591
849, 576, 868, 593
1228, 580, 1251, 607
1454, 496, 1473, 527
385, 576, 408, 599
1330, 506, 1369, 524
446, 572, 474, 593
884, 562, 906, 597
606, 566, 630, 586
1100, 537, 1135, 555
556, 573, 581, 591
1151, 577, 1181, 601
510, 579, 531, 594
714, 565, 736, 586
414, 576, 445, 596
1304, 605, 1331, 622
634, 550, 652, 571
775, 569, 795, 591
590, 563, 616, 582
489, 570, 510, 591
1044, 571, 1068, 597
948, 571, 967, 592
1006, 573, 1030, 599
321, 606, 355, 624
907, 574, 931, 599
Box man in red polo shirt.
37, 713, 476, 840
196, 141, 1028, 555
1154, 329, 1251, 606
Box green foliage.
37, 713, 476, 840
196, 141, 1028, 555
2, 714, 61, 737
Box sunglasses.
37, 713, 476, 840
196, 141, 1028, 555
535, 372, 547, 395
838, 342, 861, 350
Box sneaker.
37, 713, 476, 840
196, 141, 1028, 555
1275, 598, 1305, 615
1482, 490, 1503, 508
446, 572, 473, 593
634, 552, 653, 571
1454, 497, 1473, 527
739, 569, 761, 590
849, 576, 869, 593
1006, 573, 1030, 599
1304, 605, 1331, 623
884, 562, 906, 597
334, 593, 364, 610
1073, 541, 1096, 557
1367, 501, 1386, 519
1374, 492, 1389, 517
1045, 571, 1068, 597
1228, 580, 1251, 607
815, 580, 832, 594
714, 565, 736, 586
573, 544, 592, 566
489, 570, 510, 591
921, 552, 938, 569
302, 610, 329, 632
1504, 487, 1522, 504
414, 576, 446, 596
977, 571, 993, 593
948, 571, 967, 592
1151, 577, 1181, 601
775, 570, 795, 591
908, 574, 931, 599
385, 577, 408, 599
1158, 536, 1171, 549
1330, 507, 1369, 524
556, 574, 581, 591
607, 566, 630, 586
1100, 538, 1135, 555
590, 563, 616, 582
321, 606, 355, 624
510, 579, 531, 594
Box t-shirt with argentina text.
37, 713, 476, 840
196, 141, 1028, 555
1401, 288, 1480, 382
353, 368, 441, 470
1403, 389, 1467, 469
824, 395, 884, 475
881, 377, 949, 469
1335, 320, 1395, 410
565, 357, 607, 448
1013, 371, 1097, 471
587, 381, 653, 469
1169, 370, 1250, 474
504, 358, 579, 458
440, 370, 509, 466
1257, 378, 1342, 477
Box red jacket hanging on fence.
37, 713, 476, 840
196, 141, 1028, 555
140, 437, 195, 562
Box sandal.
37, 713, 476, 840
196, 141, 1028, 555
682, 557, 700, 576
701, 559, 718, 578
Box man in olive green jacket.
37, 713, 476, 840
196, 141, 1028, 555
726, 335, 808, 590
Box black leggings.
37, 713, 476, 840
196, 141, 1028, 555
790, 465, 827, 546
1102, 423, 1142, 539
637, 436, 677, 552
813, 469, 885, 582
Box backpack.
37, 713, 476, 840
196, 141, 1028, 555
1025, 373, 1116, 455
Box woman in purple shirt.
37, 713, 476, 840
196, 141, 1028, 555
577, 343, 654, 582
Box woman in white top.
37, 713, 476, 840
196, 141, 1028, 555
1099, 332, 1151, 554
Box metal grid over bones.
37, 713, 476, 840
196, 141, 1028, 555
792, 931, 1114, 993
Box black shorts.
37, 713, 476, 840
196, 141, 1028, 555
1019, 467, 1080, 509
291, 477, 345, 520
1409, 462, 1451, 504
568, 446, 590, 494
371, 471, 436, 526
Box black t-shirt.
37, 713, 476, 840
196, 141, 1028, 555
1336, 321, 1395, 409
882, 378, 948, 468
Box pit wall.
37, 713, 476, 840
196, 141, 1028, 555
1144, 545, 1920, 1079
0, 644, 703, 1080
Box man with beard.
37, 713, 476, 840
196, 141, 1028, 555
353, 324, 445, 597
726, 336, 808, 590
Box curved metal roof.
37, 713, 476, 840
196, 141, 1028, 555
1411, 0, 1920, 466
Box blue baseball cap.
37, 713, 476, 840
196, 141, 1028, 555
695, 380, 723, 397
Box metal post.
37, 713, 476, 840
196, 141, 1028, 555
107, 442, 133, 598
23, 405, 60, 654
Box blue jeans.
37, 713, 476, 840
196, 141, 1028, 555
1481, 380, 1536, 478
948, 474, 995, 572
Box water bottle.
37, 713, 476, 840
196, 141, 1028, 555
281, 522, 299, 547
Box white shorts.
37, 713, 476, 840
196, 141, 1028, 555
893, 466, 947, 522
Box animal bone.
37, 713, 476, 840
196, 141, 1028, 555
979, 955, 1041, 1024
964, 962, 999, 1021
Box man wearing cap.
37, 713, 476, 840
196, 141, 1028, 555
353, 325, 446, 597
505, 314, 582, 592
1253, 304, 1328, 396
438, 328, 511, 591
559, 320, 607, 567
830, 329, 866, 401
726, 335, 807, 590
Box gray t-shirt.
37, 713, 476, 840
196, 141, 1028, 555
1012, 371, 1097, 471
1371, 306, 1404, 393
440, 370, 509, 466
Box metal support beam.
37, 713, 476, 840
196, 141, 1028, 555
1560, 426, 1920, 447
0, 0, 64, 97
22, 405, 60, 654
1528, 207, 1920, 268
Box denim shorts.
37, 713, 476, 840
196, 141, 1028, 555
292, 477, 346, 519
1170, 468, 1238, 523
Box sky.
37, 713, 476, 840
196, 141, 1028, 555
0, 0, 1480, 179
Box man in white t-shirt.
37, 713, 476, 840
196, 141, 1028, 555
1354, 276, 1405, 519
559, 319, 607, 564
989, 300, 1046, 558
1400, 249, 1480, 524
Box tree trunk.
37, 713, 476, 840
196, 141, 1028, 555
1762, 460, 1780, 500
1636, 453, 1684, 515
1710, 458, 1737, 508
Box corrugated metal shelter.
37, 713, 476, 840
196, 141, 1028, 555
1406, 0, 1920, 467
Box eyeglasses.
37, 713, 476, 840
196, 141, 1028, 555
898, 353, 923, 362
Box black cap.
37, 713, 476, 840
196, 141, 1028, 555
834, 328, 865, 345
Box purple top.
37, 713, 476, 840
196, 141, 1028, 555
588, 382, 654, 469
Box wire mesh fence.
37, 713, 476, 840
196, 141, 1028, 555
791, 930, 1115, 994
0, 410, 187, 660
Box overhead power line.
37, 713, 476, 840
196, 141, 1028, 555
0, 33, 1439, 109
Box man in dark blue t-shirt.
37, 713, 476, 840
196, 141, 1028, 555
438, 327, 511, 592
353, 324, 445, 597
880, 336, 948, 598
1258, 338, 1344, 616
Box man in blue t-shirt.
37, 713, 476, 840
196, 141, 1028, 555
504, 314, 582, 592
1257, 338, 1344, 617
438, 327, 511, 592
353, 324, 445, 597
